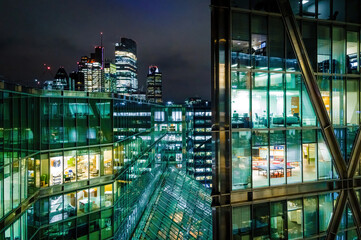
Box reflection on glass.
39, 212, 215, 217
319, 193, 333, 232
303, 141, 317, 182
332, 27, 346, 73
269, 17, 284, 70
318, 25, 331, 73
287, 199, 303, 239
287, 130, 302, 183
231, 72, 251, 128
251, 15, 267, 69
302, 0, 316, 18
90, 187, 100, 211
271, 202, 286, 239
304, 196, 317, 237
232, 206, 251, 238
252, 131, 269, 188
254, 203, 270, 239
270, 73, 284, 128
49, 195, 63, 223
318, 0, 330, 19
232, 13, 250, 68
252, 73, 268, 128
317, 76, 331, 117
232, 131, 251, 190
302, 83, 317, 126
347, 31, 358, 73
101, 184, 113, 208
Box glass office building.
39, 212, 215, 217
0, 82, 212, 240
212, 0, 361, 239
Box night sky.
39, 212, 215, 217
0, 0, 210, 102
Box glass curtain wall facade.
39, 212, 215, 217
0, 83, 168, 240
212, 0, 361, 239
186, 102, 213, 188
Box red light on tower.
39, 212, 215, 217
47, 66, 51, 70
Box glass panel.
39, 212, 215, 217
102, 147, 113, 175
319, 193, 333, 233
302, 0, 316, 18
286, 34, 299, 71
318, 0, 330, 19
254, 203, 270, 239
252, 73, 268, 128
13, 161, 20, 208
318, 25, 332, 73
302, 82, 317, 126
77, 149, 89, 181
303, 130, 317, 182
252, 131, 269, 188
270, 130, 285, 186
232, 206, 251, 238
270, 201, 286, 239
286, 74, 301, 127
332, 76, 345, 126
269, 17, 284, 71
49, 195, 63, 223
332, 0, 345, 21
251, 15, 268, 69
232, 131, 251, 190
231, 71, 251, 128
40, 154, 49, 187
318, 131, 332, 180
64, 150, 76, 183
287, 130, 302, 183
347, 78, 359, 126
317, 75, 331, 117
50, 153, 63, 186
77, 189, 89, 215
89, 148, 100, 179
90, 187, 100, 211
333, 26, 346, 74
347, 31, 359, 73
101, 184, 113, 208
304, 196, 318, 237
287, 199, 303, 239
232, 13, 251, 69
270, 73, 284, 128
302, 21, 317, 69
64, 192, 76, 219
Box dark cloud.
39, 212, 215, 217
0, 0, 210, 102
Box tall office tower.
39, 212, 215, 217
115, 38, 138, 94
78, 47, 104, 92
212, 0, 361, 239
185, 98, 212, 188
70, 71, 85, 91
43, 67, 70, 91
146, 65, 163, 103
104, 61, 116, 92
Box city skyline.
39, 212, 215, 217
0, 0, 210, 102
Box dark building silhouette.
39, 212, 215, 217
146, 65, 162, 103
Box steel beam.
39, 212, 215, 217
348, 129, 361, 178
347, 189, 361, 238
326, 190, 347, 240
276, 0, 347, 179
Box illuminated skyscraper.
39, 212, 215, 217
146, 65, 162, 103
115, 38, 138, 94
78, 46, 104, 92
